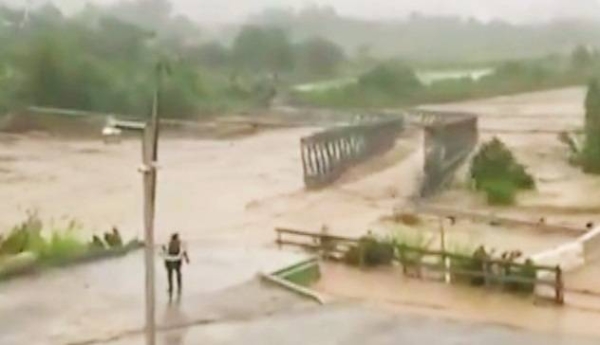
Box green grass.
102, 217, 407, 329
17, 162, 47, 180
279, 262, 321, 287
0, 212, 98, 263
40, 230, 87, 262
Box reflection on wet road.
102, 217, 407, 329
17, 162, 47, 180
161, 299, 189, 345
104, 304, 599, 345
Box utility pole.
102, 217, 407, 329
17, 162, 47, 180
439, 216, 450, 284
142, 60, 166, 345
104, 60, 166, 345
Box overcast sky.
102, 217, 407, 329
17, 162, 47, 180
9, 0, 600, 24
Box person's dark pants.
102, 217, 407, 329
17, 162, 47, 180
165, 260, 182, 296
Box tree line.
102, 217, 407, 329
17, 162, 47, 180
0, 2, 347, 118
294, 44, 600, 108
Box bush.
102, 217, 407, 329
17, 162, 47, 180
510, 163, 535, 190
396, 243, 423, 269
470, 137, 535, 205
41, 230, 86, 261
450, 255, 483, 286
393, 231, 431, 270
505, 259, 537, 293
0, 211, 43, 256
481, 179, 517, 205
343, 245, 361, 266
344, 235, 394, 267
0, 213, 118, 263
358, 62, 422, 97
446, 244, 482, 285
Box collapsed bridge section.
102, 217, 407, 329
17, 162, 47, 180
299, 110, 478, 194
410, 110, 478, 197
300, 117, 405, 189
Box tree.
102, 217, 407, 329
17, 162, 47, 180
583, 79, 600, 173
232, 25, 294, 74
358, 62, 421, 97
572, 44, 594, 70
187, 41, 230, 69
295, 36, 345, 77
157, 62, 207, 118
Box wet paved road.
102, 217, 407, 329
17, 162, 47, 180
104, 303, 599, 345
0, 244, 308, 345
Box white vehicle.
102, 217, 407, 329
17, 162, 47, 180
102, 117, 122, 144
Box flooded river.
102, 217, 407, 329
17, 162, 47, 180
2, 87, 600, 343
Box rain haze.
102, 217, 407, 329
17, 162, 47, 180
7, 0, 600, 23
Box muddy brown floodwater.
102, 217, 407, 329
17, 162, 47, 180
0, 125, 423, 245
423, 87, 600, 297
2, 87, 600, 343
0, 128, 315, 243
422, 87, 598, 226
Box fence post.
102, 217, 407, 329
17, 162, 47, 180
359, 241, 365, 270
556, 266, 564, 305
399, 246, 407, 275
439, 217, 450, 284
276, 230, 281, 249
484, 258, 491, 288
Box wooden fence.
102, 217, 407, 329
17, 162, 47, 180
275, 227, 564, 304
300, 117, 404, 189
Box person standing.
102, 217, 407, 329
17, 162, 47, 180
162, 233, 190, 299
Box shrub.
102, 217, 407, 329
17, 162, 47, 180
481, 179, 517, 205
0, 211, 43, 256
393, 231, 431, 270
470, 137, 535, 205
0, 213, 99, 263
505, 259, 537, 293
344, 235, 394, 267
41, 230, 86, 261
510, 163, 535, 190
447, 245, 489, 286
396, 243, 423, 269
358, 62, 422, 98
343, 245, 362, 266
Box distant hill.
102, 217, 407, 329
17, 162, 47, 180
206, 8, 600, 64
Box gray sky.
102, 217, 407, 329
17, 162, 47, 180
9, 0, 600, 24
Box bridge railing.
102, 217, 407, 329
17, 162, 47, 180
300, 117, 405, 189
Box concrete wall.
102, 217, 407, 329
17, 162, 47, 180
531, 226, 600, 298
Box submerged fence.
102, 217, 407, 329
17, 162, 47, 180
410, 110, 478, 197
275, 228, 564, 305
301, 117, 404, 189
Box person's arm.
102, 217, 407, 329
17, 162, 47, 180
182, 242, 190, 263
